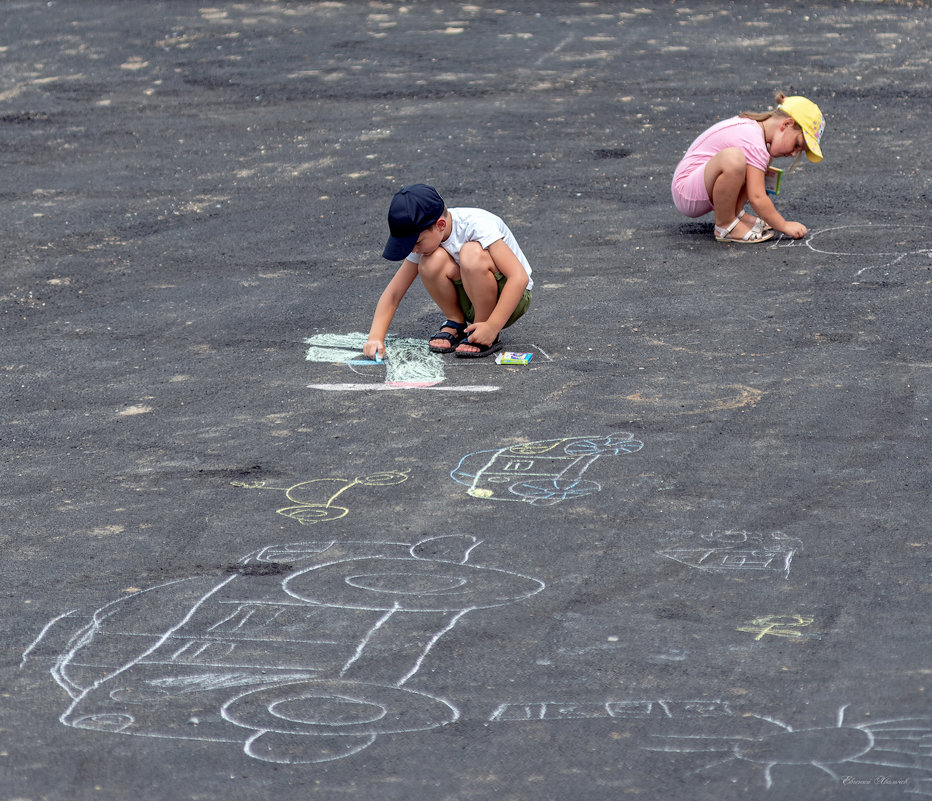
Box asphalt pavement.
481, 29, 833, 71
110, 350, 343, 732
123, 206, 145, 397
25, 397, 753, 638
2, 2, 931, 799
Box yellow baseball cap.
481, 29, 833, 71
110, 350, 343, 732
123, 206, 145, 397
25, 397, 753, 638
778, 96, 825, 163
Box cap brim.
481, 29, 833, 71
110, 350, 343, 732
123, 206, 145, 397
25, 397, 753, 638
804, 133, 823, 163
382, 234, 418, 261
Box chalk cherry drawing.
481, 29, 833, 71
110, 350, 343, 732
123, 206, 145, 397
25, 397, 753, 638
771, 223, 932, 277
736, 614, 820, 642
232, 470, 411, 525
27, 535, 544, 764
643, 705, 932, 793
451, 432, 644, 505
657, 530, 802, 579
304, 332, 499, 392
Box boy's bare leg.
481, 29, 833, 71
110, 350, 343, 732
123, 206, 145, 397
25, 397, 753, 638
456, 242, 500, 354
418, 248, 465, 350
704, 147, 754, 238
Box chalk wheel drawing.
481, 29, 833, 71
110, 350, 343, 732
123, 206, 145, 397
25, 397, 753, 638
507, 478, 602, 503
69, 713, 135, 732
284, 557, 544, 612
278, 505, 349, 524
245, 730, 375, 764
224, 679, 458, 737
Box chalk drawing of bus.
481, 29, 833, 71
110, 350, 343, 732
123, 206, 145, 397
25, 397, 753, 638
33, 536, 543, 764
451, 432, 644, 505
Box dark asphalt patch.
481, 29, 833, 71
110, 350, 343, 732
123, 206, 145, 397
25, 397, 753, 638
3, 2, 931, 800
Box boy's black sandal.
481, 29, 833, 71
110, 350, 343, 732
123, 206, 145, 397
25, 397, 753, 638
455, 335, 503, 359
428, 320, 467, 353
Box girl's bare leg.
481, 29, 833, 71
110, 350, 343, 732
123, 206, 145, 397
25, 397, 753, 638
704, 147, 755, 239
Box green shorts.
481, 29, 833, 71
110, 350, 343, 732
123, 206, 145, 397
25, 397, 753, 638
453, 272, 532, 328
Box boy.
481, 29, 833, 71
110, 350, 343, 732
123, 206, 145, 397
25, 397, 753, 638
363, 184, 533, 360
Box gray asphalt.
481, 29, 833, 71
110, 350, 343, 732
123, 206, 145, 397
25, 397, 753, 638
2, 2, 931, 799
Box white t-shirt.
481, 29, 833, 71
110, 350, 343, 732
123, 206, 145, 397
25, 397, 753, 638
406, 207, 533, 291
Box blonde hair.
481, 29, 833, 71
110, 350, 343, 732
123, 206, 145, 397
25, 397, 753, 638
739, 91, 792, 123
739, 91, 804, 171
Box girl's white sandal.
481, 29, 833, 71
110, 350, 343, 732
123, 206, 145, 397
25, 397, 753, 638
714, 216, 775, 244
739, 210, 773, 236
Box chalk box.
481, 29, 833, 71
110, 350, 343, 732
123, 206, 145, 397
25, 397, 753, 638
495, 351, 533, 365
765, 166, 784, 197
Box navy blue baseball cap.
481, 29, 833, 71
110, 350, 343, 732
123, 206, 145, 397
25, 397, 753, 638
382, 184, 445, 260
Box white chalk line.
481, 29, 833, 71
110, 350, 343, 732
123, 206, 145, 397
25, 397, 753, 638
21, 609, 78, 669
309, 383, 500, 392
306, 332, 549, 392
769, 223, 932, 277
50, 578, 195, 699
340, 606, 399, 678
397, 608, 472, 687
59, 574, 239, 723
535, 33, 575, 66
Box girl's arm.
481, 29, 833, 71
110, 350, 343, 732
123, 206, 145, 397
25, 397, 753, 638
746, 166, 807, 239
464, 239, 529, 346
364, 259, 419, 358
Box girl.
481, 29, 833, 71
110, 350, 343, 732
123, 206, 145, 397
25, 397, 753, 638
672, 92, 825, 244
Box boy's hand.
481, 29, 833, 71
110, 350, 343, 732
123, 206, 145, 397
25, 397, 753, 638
463, 321, 499, 347
363, 339, 385, 359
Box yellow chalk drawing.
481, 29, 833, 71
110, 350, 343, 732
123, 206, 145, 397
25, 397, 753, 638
737, 614, 816, 642
233, 470, 410, 525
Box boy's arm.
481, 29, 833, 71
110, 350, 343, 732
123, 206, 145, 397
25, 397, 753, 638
746, 166, 807, 239
464, 239, 529, 346
364, 259, 419, 358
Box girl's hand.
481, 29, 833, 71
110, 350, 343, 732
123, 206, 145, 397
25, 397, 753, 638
363, 339, 384, 359
782, 221, 808, 239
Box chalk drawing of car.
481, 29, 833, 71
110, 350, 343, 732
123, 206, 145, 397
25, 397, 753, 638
33, 535, 543, 764
451, 432, 644, 505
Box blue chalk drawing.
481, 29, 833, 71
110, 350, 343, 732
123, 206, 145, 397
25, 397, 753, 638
304, 332, 499, 391
451, 432, 644, 505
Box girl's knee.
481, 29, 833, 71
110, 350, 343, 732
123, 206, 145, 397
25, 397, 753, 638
719, 147, 748, 173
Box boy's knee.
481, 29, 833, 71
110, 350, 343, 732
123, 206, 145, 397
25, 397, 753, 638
458, 242, 494, 276
418, 248, 457, 279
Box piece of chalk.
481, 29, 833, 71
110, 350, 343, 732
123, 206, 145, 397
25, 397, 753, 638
375, 353, 383, 364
